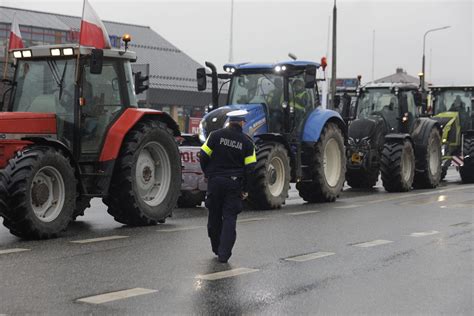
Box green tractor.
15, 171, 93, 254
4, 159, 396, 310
429, 86, 474, 182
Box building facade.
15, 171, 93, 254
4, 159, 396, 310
0, 6, 221, 133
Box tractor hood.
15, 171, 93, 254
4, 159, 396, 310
431, 115, 456, 130
348, 117, 386, 147
0, 112, 57, 136
200, 104, 267, 140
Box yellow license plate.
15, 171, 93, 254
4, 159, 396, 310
351, 153, 361, 164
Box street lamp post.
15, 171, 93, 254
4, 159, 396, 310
421, 26, 450, 91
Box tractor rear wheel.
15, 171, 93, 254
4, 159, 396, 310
0, 146, 76, 239
459, 135, 474, 183
413, 128, 442, 189
104, 120, 181, 225
346, 167, 379, 189
297, 123, 345, 202
248, 142, 290, 209
380, 140, 415, 192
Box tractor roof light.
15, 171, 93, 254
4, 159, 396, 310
63, 48, 74, 56
12, 51, 22, 58
50, 48, 61, 56
21, 50, 32, 58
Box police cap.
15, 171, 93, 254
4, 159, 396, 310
227, 110, 248, 122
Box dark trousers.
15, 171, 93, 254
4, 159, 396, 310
205, 176, 243, 260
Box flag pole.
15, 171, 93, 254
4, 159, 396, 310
2, 42, 9, 80
76, 0, 86, 83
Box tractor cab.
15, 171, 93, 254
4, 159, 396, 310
430, 86, 473, 133
354, 83, 422, 134
2, 42, 145, 162
197, 60, 326, 142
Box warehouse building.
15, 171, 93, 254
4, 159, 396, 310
0, 6, 220, 133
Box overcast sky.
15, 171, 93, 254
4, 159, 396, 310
3, 0, 473, 85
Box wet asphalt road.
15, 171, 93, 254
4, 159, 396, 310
0, 168, 472, 315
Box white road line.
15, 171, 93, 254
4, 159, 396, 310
196, 268, 259, 281
409, 230, 440, 237
353, 239, 393, 248
0, 248, 30, 255
286, 210, 320, 216
285, 251, 335, 262
237, 217, 267, 223
70, 235, 129, 244
76, 288, 157, 304
334, 204, 363, 209
157, 226, 204, 232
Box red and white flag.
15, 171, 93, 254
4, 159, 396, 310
8, 14, 24, 50
79, 0, 111, 49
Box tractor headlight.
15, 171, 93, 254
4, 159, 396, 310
21, 50, 32, 58
198, 121, 206, 143
13, 51, 22, 58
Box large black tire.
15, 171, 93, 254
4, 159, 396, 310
296, 123, 346, 202
380, 140, 415, 192
0, 171, 9, 219
459, 135, 474, 183
346, 167, 379, 189
248, 142, 290, 209
177, 191, 205, 208
413, 128, 442, 189
0, 146, 76, 239
72, 196, 92, 221
104, 120, 181, 226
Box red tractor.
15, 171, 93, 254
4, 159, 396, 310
0, 38, 181, 239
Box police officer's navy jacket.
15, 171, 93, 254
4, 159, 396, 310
200, 124, 256, 190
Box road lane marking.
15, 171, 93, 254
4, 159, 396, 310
285, 251, 335, 262
409, 230, 440, 237
76, 288, 157, 304
71, 235, 129, 244
352, 240, 393, 248
237, 217, 267, 223
0, 248, 30, 255
196, 268, 259, 281
157, 226, 204, 232
334, 204, 363, 209
286, 210, 320, 216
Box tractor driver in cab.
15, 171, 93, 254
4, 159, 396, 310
291, 78, 309, 124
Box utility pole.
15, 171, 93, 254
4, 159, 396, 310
371, 29, 375, 82
228, 0, 234, 62
330, 0, 337, 109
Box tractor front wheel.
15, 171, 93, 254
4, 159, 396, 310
459, 135, 474, 183
248, 142, 290, 209
104, 120, 181, 225
297, 123, 345, 202
380, 140, 415, 192
0, 146, 76, 239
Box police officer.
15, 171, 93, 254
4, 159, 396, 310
199, 110, 256, 263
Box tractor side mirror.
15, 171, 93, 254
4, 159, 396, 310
134, 71, 149, 95
304, 65, 317, 89
90, 49, 103, 74
197, 68, 207, 91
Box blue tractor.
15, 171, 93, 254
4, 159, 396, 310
195, 60, 347, 209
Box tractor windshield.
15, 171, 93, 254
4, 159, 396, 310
228, 73, 283, 111
357, 88, 399, 119
12, 59, 75, 118
434, 90, 472, 115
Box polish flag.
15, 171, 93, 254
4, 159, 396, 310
8, 14, 24, 50
79, 0, 111, 49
